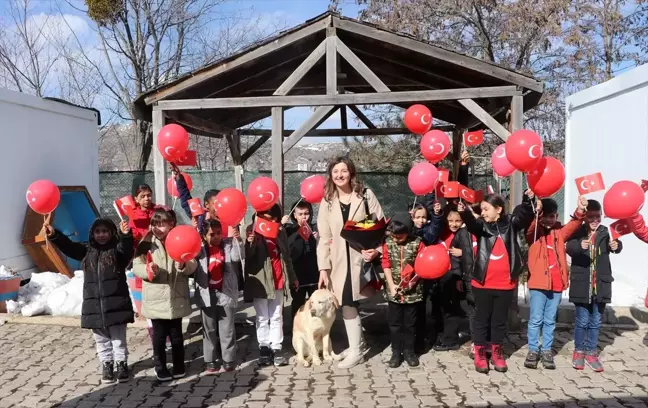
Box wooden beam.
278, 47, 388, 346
458, 99, 511, 141
348, 105, 377, 129
225, 132, 242, 165
156, 86, 522, 110
283, 106, 336, 153
241, 135, 270, 163
335, 37, 390, 93
326, 30, 337, 95
340, 106, 348, 129
452, 129, 463, 178
164, 111, 233, 136
332, 17, 544, 93
145, 16, 331, 105
152, 109, 168, 206
271, 107, 284, 204
274, 39, 327, 96
239, 126, 454, 137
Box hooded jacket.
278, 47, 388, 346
50, 219, 134, 329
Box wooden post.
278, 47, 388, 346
452, 129, 463, 179
326, 28, 337, 95
509, 94, 524, 331
271, 107, 284, 205
152, 108, 168, 206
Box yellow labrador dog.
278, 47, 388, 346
292, 289, 341, 367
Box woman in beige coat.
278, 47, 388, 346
316, 156, 385, 369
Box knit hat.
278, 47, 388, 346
388, 212, 414, 234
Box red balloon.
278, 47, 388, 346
247, 177, 279, 211
300, 175, 326, 204
167, 173, 193, 198
414, 245, 450, 279
26, 180, 60, 215
408, 162, 439, 196
527, 157, 565, 198
491, 144, 516, 177
158, 124, 189, 162
603, 181, 645, 219
404, 104, 433, 135
166, 225, 202, 263
505, 129, 543, 172
420, 130, 450, 163
214, 188, 247, 226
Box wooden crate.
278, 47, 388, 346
21, 186, 99, 278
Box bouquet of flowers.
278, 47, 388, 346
340, 215, 387, 292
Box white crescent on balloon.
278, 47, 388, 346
431, 143, 445, 155
262, 191, 276, 204
26, 190, 35, 203
420, 114, 431, 125
528, 145, 541, 159
496, 147, 506, 158
180, 252, 193, 262
164, 146, 177, 158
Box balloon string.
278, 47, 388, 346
411, 196, 417, 211
288, 197, 303, 217
172, 197, 177, 210
44, 214, 50, 250
533, 211, 539, 243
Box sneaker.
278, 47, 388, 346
388, 352, 403, 368
155, 367, 173, 382
473, 345, 489, 374
541, 350, 556, 370
222, 361, 236, 372
204, 362, 219, 375
572, 350, 585, 370
273, 351, 287, 367
115, 361, 129, 383
101, 361, 115, 384
403, 350, 420, 367
490, 344, 508, 373
433, 340, 460, 352
585, 351, 604, 372
524, 351, 539, 369
172, 365, 186, 379
258, 346, 272, 366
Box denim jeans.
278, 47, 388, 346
527, 290, 562, 352
574, 302, 606, 352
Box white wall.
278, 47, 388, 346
0, 89, 99, 279
565, 64, 648, 307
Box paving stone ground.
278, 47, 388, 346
1, 316, 648, 408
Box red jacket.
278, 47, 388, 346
525, 209, 585, 291
629, 214, 648, 243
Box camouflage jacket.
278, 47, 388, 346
382, 236, 424, 304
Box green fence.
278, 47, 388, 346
99, 170, 565, 225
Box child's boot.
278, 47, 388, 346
524, 351, 539, 369
473, 345, 489, 374
403, 350, 420, 367
115, 361, 129, 383
541, 350, 556, 370
101, 361, 115, 384
388, 350, 403, 368
259, 346, 272, 366
585, 351, 604, 372
490, 344, 508, 373
572, 350, 585, 370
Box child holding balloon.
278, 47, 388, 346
565, 199, 622, 372
457, 190, 538, 374
244, 204, 299, 367
132, 208, 197, 382
42, 218, 134, 384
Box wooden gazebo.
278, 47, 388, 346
134, 11, 544, 207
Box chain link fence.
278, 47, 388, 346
99, 168, 565, 225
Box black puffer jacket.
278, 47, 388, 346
51, 219, 134, 329
566, 224, 622, 304
285, 222, 319, 287
461, 198, 535, 285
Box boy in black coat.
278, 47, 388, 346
43, 218, 134, 384
566, 199, 622, 372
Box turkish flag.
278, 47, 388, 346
188, 197, 204, 217
610, 219, 631, 240
575, 173, 605, 195
474, 190, 484, 203
298, 223, 312, 241
174, 150, 197, 167
113, 195, 135, 220
464, 130, 484, 147
146, 251, 154, 282
255, 218, 279, 239
641, 179, 648, 193
439, 181, 459, 198
458, 184, 477, 203
438, 168, 450, 183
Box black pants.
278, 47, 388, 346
472, 288, 514, 346
151, 318, 184, 370
438, 276, 466, 344
290, 284, 317, 323
388, 301, 419, 353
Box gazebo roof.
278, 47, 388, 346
134, 11, 543, 137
